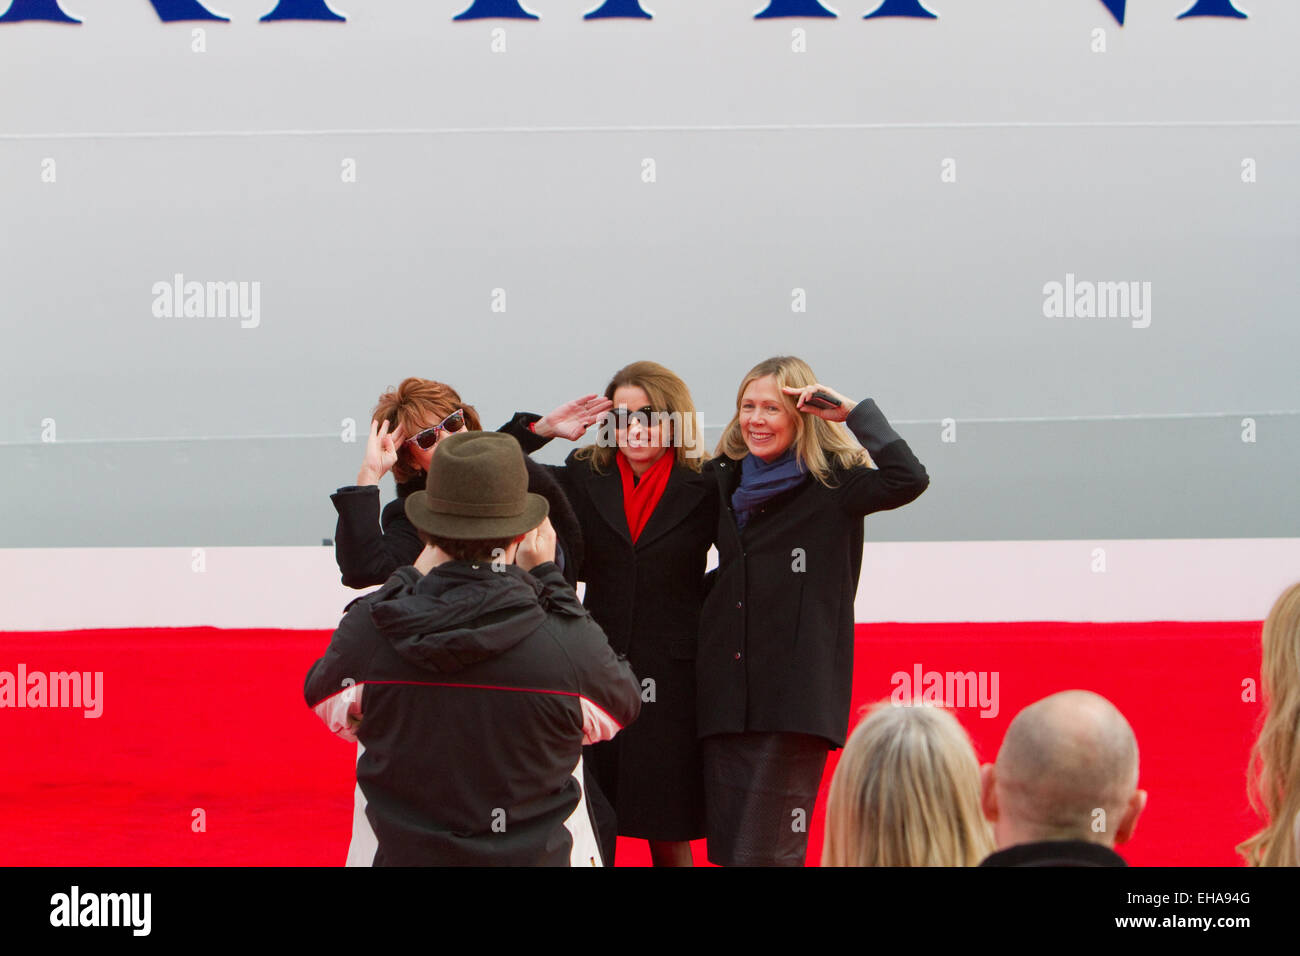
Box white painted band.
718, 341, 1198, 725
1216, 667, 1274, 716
1, 540, 1295, 630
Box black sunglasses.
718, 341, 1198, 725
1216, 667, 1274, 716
609, 405, 657, 430
405, 409, 466, 449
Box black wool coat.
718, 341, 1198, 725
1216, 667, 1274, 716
696, 399, 929, 749
542, 448, 718, 841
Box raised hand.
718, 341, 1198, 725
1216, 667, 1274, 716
535, 394, 616, 441
782, 384, 856, 423
357, 418, 405, 486
515, 517, 557, 571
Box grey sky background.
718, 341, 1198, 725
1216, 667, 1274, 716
1, 1, 1295, 546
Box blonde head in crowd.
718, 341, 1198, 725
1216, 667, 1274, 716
575, 360, 708, 473
1239, 581, 1300, 866
822, 700, 994, 867
715, 355, 870, 486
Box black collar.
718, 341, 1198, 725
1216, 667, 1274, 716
980, 840, 1128, 867
395, 472, 427, 498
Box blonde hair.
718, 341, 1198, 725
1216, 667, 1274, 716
1238, 581, 1300, 866
714, 356, 870, 486
574, 360, 708, 473
822, 700, 995, 867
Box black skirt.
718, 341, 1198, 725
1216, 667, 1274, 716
701, 732, 829, 866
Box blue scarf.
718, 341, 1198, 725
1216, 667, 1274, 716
731, 448, 807, 529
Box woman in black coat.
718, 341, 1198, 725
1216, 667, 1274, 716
330, 377, 607, 590
518, 361, 717, 867
696, 356, 930, 867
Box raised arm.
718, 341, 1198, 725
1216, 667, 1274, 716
331, 418, 420, 589
837, 399, 929, 515
500, 394, 613, 452
782, 384, 929, 518
498, 412, 551, 455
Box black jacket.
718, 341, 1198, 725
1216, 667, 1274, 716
697, 399, 929, 747
304, 560, 642, 866
330, 414, 585, 588
980, 840, 1129, 867
544, 449, 718, 840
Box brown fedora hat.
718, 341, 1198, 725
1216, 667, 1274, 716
404, 431, 549, 539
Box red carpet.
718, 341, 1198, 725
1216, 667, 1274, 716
0, 622, 1263, 866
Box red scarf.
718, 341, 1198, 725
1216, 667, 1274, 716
616, 449, 674, 542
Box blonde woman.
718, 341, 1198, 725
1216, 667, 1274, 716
697, 356, 929, 866
822, 701, 994, 866
1238, 581, 1300, 866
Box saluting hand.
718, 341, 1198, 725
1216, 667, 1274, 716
534, 394, 615, 441
782, 384, 857, 423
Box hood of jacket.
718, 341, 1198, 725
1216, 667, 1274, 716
367, 561, 580, 674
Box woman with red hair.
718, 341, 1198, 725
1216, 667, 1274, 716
332, 377, 609, 589
329, 376, 613, 866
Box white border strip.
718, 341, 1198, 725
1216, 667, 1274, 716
0, 539, 1295, 631
855, 538, 1300, 624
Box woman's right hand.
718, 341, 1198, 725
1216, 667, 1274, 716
534, 394, 614, 441
357, 418, 405, 486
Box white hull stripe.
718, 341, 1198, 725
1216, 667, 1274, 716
4, 540, 1297, 630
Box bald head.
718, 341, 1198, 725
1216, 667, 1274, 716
984, 691, 1145, 848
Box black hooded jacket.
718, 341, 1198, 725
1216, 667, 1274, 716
305, 559, 641, 866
